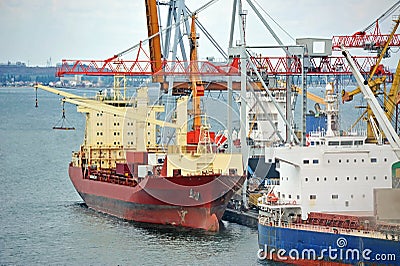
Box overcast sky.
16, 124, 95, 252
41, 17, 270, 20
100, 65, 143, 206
0, 0, 398, 67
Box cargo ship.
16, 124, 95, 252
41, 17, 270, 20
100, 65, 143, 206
34, 84, 245, 232
257, 49, 400, 264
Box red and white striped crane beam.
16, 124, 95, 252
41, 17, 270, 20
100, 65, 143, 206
57, 55, 388, 77
56, 44, 390, 77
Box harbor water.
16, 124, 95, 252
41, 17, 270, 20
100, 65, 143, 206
0, 87, 276, 265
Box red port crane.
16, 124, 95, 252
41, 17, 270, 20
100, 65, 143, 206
55, 2, 394, 82
332, 1, 400, 51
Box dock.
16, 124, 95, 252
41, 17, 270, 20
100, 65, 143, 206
222, 208, 258, 229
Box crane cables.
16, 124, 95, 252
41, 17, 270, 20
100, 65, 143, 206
251, 0, 296, 42
362, 1, 400, 33
114, 0, 221, 59
52, 99, 75, 131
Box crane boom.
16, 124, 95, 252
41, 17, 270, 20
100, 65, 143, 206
145, 0, 163, 82
368, 16, 400, 83
341, 16, 399, 142
292, 86, 327, 105
34, 84, 179, 129
341, 46, 400, 156
189, 14, 204, 131
385, 60, 400, 120
332, 3, 400, 50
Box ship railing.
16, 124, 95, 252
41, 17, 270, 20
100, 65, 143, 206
86, 169, 139, 187
258, 216, 389, 240
258, 201, 299, 210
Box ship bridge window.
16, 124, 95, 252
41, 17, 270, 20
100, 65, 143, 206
303, 159, 309, 164
371, 158, 377, 163
332, 194, 338, 199
251, 123, 258, 130
310, 195, 317, 200
328, 141, 339, 146
340, 141, 353, 146
312, 159, 319, 164
354, 140, 363, 146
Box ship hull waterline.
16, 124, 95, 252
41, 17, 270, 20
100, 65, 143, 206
69, 166, 245, 231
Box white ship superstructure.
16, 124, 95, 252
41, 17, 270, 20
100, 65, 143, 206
262, 82, 398, 219
245, 89, 293, 145
265, 136, 397, 219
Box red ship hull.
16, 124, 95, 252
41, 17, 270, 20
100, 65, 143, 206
69, 166, 245, 231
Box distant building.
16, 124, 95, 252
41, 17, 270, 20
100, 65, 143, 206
0, 62, 58, 85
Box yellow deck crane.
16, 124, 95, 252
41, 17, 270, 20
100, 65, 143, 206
34, 84, 178, 129
189, 14, 204, 132
341, 16, 400, 142
145, 0, 163, 83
